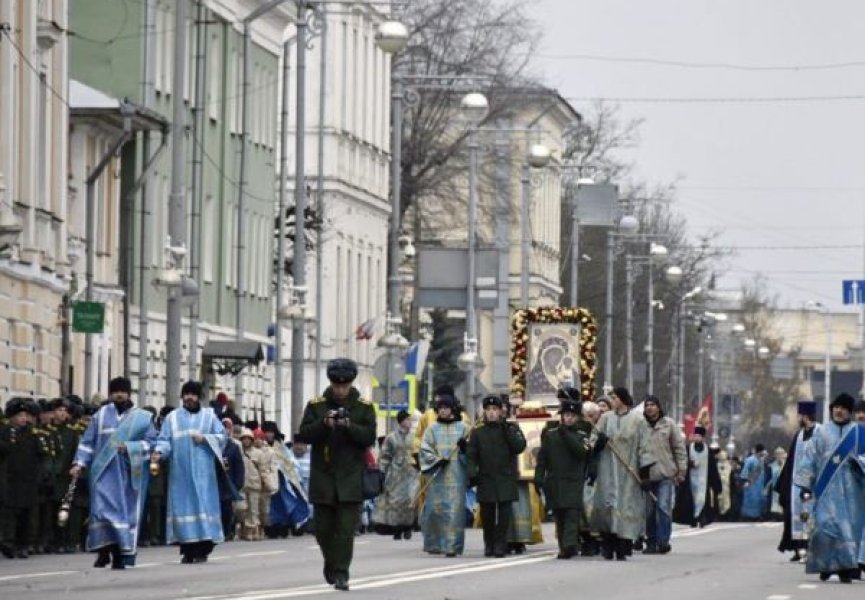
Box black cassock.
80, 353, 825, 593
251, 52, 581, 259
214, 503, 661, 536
673, 445, 722, 527
774, 426, 816, 553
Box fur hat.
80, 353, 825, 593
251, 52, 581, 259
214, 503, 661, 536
180, 380, 203, 398
612, 387, 634, 407
108, 377, 132, 395
830, 393, 856, 412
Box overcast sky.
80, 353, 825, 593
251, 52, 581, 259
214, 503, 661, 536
533, 0, 865, 312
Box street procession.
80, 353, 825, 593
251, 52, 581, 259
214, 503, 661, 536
2, 1, 865, 599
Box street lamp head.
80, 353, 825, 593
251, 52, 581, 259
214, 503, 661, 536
278, 302, 305, 321
665, 265, 683, 285
618, 214, 639, 235
375, 20, 409, 54
526, 144, 551, 169
460, 92, 489, 124
649, 242, 668, 258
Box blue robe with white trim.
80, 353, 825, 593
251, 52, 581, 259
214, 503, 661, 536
156, 406, 227, 545
73, 404, 156, 560
793, 421, 865, 574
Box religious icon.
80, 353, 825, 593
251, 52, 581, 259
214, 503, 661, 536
525, 323, 582, 408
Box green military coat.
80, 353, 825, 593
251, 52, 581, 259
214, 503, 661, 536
0, 424, 45, 508
466, 420, 526, 503
296, 387, 377, 505
534, 421, 593, 510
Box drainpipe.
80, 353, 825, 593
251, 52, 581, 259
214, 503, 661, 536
84, 108, 133, 401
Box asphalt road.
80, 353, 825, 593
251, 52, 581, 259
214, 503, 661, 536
0, 522, 861, 600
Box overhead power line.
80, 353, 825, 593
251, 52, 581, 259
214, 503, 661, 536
539, 52, 865, 72
566, 94, 865, 104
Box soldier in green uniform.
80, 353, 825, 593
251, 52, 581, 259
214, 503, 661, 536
30, 399, 59, 554
297, 358, 376, 592
0, 398, 45, 558
534, 396, 593, 559
50, 397, 79, 553
466, 395, 527, 558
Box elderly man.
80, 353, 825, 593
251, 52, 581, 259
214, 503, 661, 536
794, 393, 865, 584
591, 387, 655, 561
152, 381, 227, 564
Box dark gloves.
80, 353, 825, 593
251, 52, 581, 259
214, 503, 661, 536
594, 432, 608, 452
585, 466, 597, 487
639, 464, 653, 480
640, 480, 652, 492
457, 437, 468, 452
799, 488, 812, 501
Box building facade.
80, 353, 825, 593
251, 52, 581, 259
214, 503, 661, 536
0, 0, 70, 399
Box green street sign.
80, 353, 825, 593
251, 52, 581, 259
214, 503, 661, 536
72, 301, 105, 334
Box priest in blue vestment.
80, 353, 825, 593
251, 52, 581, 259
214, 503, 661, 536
794, 392, 865, 584
71, 376, 156, 569
152, 380, 227, 564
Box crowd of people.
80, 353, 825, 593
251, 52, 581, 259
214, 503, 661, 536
2, 360, 865, 591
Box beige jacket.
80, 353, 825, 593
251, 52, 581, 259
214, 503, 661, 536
242, 445, 272, 492
644, 415, 687, 481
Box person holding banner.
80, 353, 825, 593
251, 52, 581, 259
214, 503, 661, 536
794, 392, 865, 584
70, 377, 156, 569
419, 393, 469, 557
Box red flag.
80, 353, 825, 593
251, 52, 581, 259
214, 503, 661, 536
354, 317, 378, 341
684, 393, 713, 439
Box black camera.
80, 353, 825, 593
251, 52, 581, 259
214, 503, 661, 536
328, 407, 347, 420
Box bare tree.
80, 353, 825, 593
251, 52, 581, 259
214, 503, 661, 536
730, 277, 801, 451
398, 0, 540, 227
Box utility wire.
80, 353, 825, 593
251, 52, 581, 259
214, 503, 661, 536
566, 94, 865, 104
539, 53, 865, 72
0, 27, 69, 107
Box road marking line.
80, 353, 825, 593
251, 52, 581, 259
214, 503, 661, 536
186, 552, 558, 600
767, 595, 791, 600
798, 583, 818, 589
0, 570, 78, 583
233, 551, 289, 558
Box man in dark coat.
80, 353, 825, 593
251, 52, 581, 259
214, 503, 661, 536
775, 401, 819, 562
0, 398, 44, 558
466, 395, 527, 558
534, 397, 592, 559
297, 358, 376, 591
673, 425, 722, 527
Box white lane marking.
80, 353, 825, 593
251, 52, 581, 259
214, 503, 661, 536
233, 551, 288, 558
0, 570, 78, 583
767, 596, 791, 600
186, 552, 558, 600
672, 524, 750, 538
798, 584, 818, 589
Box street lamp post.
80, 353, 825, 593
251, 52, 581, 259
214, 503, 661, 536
602, 213, 639, 390
806, 301, 832, 423
375, 20, 409, 325
520, 143, 551, 307
624, 243, 669, 396
461, 92, 489, 408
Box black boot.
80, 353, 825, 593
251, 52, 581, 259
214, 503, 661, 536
403, 528, 412, 540
601, 535, 615, 560
94, 548, 110, 568
615, 538, 630, 561
110, 545, 125, 570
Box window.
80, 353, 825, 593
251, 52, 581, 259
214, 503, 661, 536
340, 22, 347, 130
362, 33, 368, 141
225, 203, 236, 287
202, 194, 214, 282
336, 245, 343, 353
208, 30, 221, 121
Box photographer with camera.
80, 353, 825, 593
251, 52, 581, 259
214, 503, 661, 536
296, 358, 376, 592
